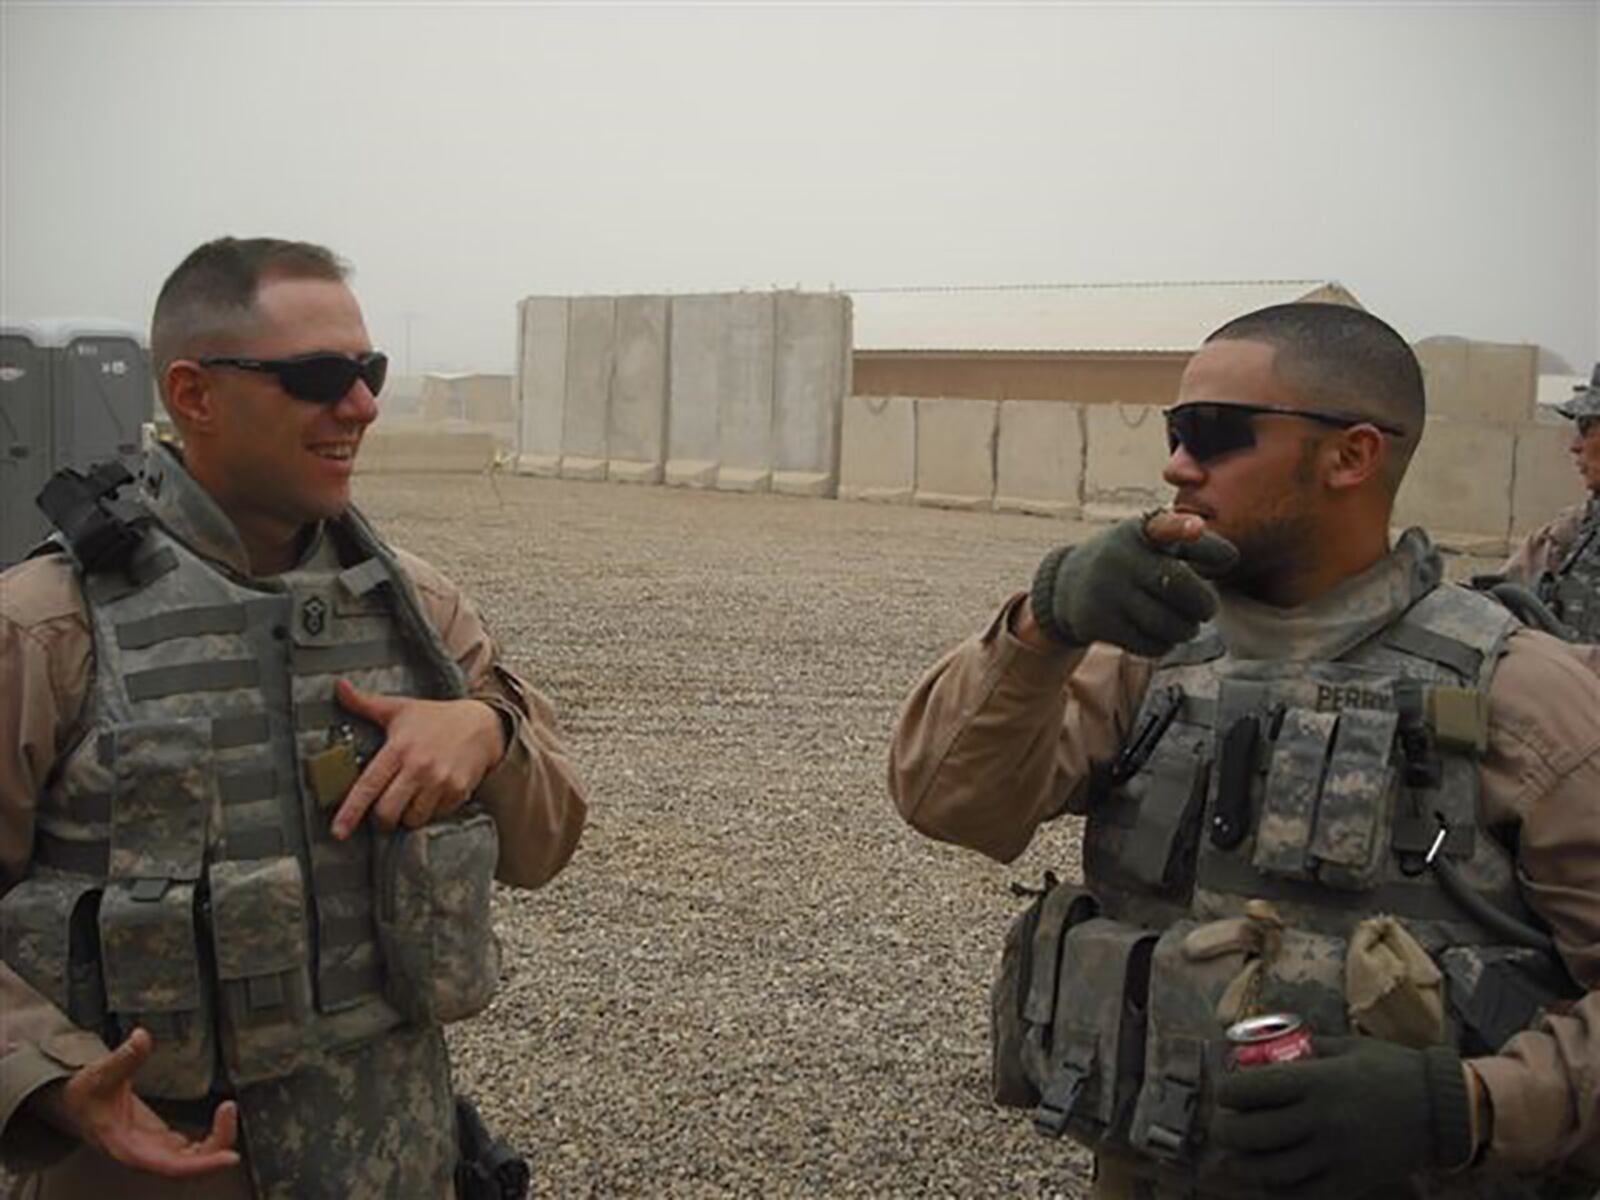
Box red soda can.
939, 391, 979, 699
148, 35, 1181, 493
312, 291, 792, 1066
1226, 1013, 1315, 1070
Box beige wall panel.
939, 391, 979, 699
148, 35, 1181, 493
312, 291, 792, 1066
1512, 415, 1584, 537
355, 429, 495, 474
914, 397, 997, 510
839, 395, 915, 503
1082, 404, 1170, 520
1394, 417, 1514, 551
1415, 337, 1536, 426
995, 400, 1084, 516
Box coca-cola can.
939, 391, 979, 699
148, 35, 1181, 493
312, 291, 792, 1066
1226, 1013, 1315, 1070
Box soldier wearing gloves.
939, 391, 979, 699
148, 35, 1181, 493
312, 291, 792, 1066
890, 303, 1600, 1199
1501, 364, 1600, 642
0, 237, 587, 1198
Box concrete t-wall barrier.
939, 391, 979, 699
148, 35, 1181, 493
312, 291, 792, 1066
356, 428, 496, 474
915, 397, 997, 510
1511, 413, 1581, 538
839, 395, 915, 502
665, 294, 725, 488
715, 293, 778, 493
561, 296, 614, 481
1394, 416, 1516, 552
1082, 403, 1170, 520
995, 400, 1085, 517
607, 295, 669, 484
515, 297, 568, 476
1415, 337, 1536, 427
773, 293, 850, 497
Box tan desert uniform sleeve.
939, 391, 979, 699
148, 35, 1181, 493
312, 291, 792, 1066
1469, 630, 1600, 1175
888, 593, 1155, 863
1501, 506, 1582, 587
393, 547, 588, 889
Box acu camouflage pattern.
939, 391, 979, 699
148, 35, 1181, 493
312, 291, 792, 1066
0, 451, 500, 1195
1537, 496, 1600, 642
999, 530, 1565, 1200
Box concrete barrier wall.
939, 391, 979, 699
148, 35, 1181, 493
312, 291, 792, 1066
665, 294, 725, 488
773, 293, 850, 496
716, 294, 778, 492
1082, 403, 1170, 520
915, 397, 997, 510
516, 298, 568, 476
1415, 337, 1536, 427
608, 295, 669, 483
560, 297, 614, 480
1511, 415, 1581, 538
995, 400, 1084, 517
1394, 416, 1516, 552
839, 395, 915, 502
519, 289, 848, 495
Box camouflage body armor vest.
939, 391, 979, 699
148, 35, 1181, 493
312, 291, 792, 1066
1537, 496, 1600, 642
2, 451, 501, 1196
994, 532, 1580, 1200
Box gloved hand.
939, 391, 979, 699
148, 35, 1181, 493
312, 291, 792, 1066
1211, 1036, 1475, 1198
1029, 514, 1237, 656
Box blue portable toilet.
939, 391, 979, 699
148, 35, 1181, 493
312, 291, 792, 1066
0, 319, 153, 567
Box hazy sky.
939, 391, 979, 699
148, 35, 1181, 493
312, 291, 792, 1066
3, 2, 1597, 377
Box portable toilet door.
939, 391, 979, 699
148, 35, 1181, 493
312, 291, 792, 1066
50, 319, 151, 478
0, 323, 55, 567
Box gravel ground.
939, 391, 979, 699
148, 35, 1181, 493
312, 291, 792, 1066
352, 472, 1498, 1200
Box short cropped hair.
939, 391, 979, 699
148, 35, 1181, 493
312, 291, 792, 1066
1205, 302, 1425, 493
150, 237, 347, 376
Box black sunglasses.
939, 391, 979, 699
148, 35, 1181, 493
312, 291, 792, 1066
199, 350, 388, 403
1165, 402, 1406, 465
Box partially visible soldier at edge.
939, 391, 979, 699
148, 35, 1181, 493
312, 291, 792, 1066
1501, 364, 1600, 642
0, 237, 588, 1198
889, 304, 1600, 1198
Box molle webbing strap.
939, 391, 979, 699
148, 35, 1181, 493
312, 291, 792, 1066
216, 767, 277, 806
1197, 854, 1478, 925
295, 701, 340, 731
115, 604, 248, 650
124, 659, 259, 702
1379, 624, 1483, 682
290, 637, 409, 676
211, 713, 271, 749
33, 829, 109, 876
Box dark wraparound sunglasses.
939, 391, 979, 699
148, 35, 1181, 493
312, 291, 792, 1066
1165, 402, 1406, 465
199, 350, 388, 403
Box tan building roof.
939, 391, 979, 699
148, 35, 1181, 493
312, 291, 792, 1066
849, 280, 1362, 354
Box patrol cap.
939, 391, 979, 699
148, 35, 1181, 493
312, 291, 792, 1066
1554, 363, 1600, 420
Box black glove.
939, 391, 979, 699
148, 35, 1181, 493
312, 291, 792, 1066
1211, 1036, 1475, 1198
1029, 516, 1237, 656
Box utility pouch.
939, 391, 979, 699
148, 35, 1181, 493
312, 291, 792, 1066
210, 856, 316, 1084
1309, 709, 1398, 890
100, 719, 215, 1098
98, 881, 215, 1098
377, 810, 501, 1025
0, 876, 106, 1031
1031, 918, 1157, 1147
1088, 731, 1211, 897
1440, 944, 1583, 1056
1251, 708, 1338, 882
1128, 922, 1238, 1168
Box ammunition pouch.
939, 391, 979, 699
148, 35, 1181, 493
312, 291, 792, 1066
1440, 944, 1584, 1057
377, 810, 501, 1025
992, 879, 1155, 1150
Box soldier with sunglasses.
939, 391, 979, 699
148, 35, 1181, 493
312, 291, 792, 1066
0, 237, 588, 1197
1500, 366, 1600, 642
890, 303, 1599, 1199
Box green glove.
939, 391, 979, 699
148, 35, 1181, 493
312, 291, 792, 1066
1211, 1036, 1474, 1197
1029, 516, 1237, 656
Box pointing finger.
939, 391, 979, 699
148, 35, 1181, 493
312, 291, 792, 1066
332, 743, 402, 839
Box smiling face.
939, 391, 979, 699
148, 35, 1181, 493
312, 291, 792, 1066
1162, 338, 1329, 599
192, 275, 379, 542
